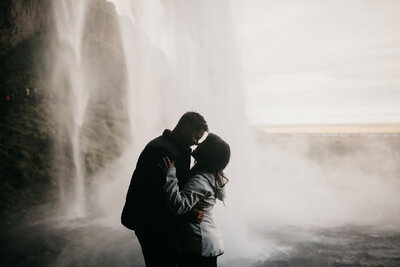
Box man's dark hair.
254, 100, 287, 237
176, 112, 209, 132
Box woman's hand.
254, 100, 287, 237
159, 156, 175, 173
163, 156, 175, 168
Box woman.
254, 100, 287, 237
161, 133, 230, 267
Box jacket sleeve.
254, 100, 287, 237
163, 168, 209, 215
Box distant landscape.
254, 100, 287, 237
259, 123, 400, 134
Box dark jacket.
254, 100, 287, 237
121, 129, 192, 231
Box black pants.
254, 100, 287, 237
178, 252, 218, 267
135, 230, 178, 267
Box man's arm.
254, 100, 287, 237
188, 207, 205, 223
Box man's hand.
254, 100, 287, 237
189, 207, 205, 223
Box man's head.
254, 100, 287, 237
172, 112, 208, 147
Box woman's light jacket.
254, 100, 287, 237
163, 168, 225, 257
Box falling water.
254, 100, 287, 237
50, 0, 261, 262
115, 1, 261, 262
51, 0, 89, 218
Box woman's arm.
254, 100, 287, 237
163, 167, 209, 215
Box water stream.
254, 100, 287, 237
52, 0, 90, 218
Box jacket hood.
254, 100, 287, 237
214, 185, 225, 201
200, 172, 226, 201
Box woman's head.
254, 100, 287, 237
192, 133, 231, 174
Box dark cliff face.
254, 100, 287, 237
0, 0, 53, 92
0, 0, 129, 217
0, 0, 124, 90
0, 0, 53, 57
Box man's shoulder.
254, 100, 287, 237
146, 131, 177, 152
146, 134, 170, 150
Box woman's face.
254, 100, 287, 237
191, 143, 201, 161
192, 139, 207, 161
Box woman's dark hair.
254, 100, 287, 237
192, 133, 230, 186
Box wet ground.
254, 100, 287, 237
1, 216, 399, 267
254, 226, 400, 267
0, 216, 144, 267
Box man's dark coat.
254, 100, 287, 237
121, 129, 191, 231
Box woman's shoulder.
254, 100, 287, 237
189, 172, 216, 188
191, 171, 215, 179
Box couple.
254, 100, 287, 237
121, 112, 230, 267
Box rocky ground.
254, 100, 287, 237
1, 209, 399, 267
0, 216, 143, 267
255, 226, 400, 267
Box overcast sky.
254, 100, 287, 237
232, 0, 400, 125
109, 0, 400, 126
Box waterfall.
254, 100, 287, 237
51, 0, 89, 218
49, 0, 262, 261
115, 0, 262, 260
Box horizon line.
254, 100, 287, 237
257, 123, 400, 134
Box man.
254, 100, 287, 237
121, 112, 208, 267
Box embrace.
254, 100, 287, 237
121, 112, 231, 267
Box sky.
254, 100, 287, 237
108, 0, 400, 126
231, 0, 400, 125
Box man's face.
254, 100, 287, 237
184, 128, 205, 147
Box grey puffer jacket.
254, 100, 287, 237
163, 168, 225, 257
